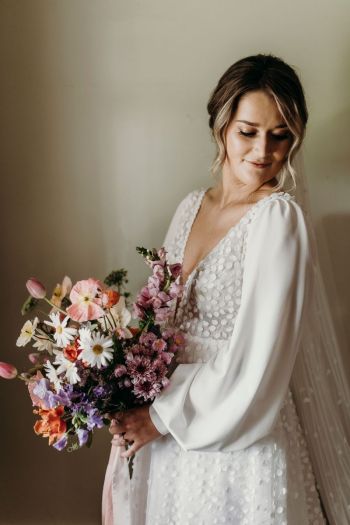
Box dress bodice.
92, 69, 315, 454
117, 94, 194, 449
165, 188, 293, 363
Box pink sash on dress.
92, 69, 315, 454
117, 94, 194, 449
102, 436, 131, 525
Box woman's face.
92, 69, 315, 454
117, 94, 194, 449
223, 90, 293, 189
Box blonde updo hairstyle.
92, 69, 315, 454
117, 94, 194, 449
207, 54, 308, 192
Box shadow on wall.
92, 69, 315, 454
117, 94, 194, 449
316, 214, 350, 373
0, 4, 111, 525
306, 73, 350, 378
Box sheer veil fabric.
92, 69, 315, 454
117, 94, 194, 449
286, 149, 350, 524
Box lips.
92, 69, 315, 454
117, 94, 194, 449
249, 161, 272, 168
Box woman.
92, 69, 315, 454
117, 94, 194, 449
103, 54, 329, 524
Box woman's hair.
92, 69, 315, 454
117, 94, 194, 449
207, 54, 308, 192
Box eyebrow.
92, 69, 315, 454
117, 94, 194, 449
235, 119, 288, 129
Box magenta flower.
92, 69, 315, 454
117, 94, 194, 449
67, 278, 105, 322
152, 338, 167, 352
133, 379, 162, 401
0, 361, 17, 380
154, 307, 170, 322
139, 332, 157, 346
26, 278, 46, 299
168, 282, 183, 298
153, 264, 165, 282
126, 355, 155, 384
114, 364, 127, 378
168, 263, 182, 279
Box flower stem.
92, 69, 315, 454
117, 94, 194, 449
43, 297, 67, 316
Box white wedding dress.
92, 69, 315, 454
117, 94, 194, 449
103, 188, 328, 525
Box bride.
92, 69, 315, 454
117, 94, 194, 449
102, 54, 349, 524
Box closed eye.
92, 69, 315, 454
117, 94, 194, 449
239, 130, 290, 141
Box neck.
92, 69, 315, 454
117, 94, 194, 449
212, 170, 278, 209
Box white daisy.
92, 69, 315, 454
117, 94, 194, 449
44, 312, 77, 348
78, 326, 92, 347
53, 351, 80, 385
32, 328, 54, 353
78, 332, 114, 369
16, 317, 39, 347
44, 360, 63, 392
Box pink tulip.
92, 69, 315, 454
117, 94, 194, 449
26, 278, 46, 299
0, 361, 18, 380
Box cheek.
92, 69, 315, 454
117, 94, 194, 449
227, 137, 249, 159
275, 140, 292, 161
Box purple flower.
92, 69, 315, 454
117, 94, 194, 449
133, 379, 162, 401
157, 291, 171, 303
126, 355, 155, 384
92, 385, 107, 398
168, 263, 182, 279
33, 379, 59, 409
53, 434, 68, 451
77, 428, 89, 446
153, 264, 165, 282
150, 297, 162, 309
139, 331, 157, 347
151, 338, 167, 352
162, 327, 175, 340
154, 307, 170, 322
86, 408, 104, 430
157, 247, 167, 261
168, 282, 183, 299
160, 352, 173, 365
114, 364, 127, 378
150, 358, 167, 380
133, 302, 146, 319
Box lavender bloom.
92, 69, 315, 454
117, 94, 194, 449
53, 434, 68, 451
33, 379, 59, 409
92, 385, 107, 398
77, 428, 89, 446
86, 408, 104, 430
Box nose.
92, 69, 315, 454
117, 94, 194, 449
253, 135, 272, 161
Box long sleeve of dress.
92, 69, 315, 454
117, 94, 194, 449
149, 197, 314, 452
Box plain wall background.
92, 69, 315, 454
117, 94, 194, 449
0, 1, 349, 523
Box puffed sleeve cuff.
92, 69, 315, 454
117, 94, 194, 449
149, 404, 169, 435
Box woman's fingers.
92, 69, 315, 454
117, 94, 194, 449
120, 439, 139, 458
109, 414, 128, 432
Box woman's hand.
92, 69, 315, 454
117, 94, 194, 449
109, 405, 162, 458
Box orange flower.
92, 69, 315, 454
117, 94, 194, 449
63, 339, 82, 362
101, 290, 120, 309
130, 326, 140, 336
33, 405, 67, 445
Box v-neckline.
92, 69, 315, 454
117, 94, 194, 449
180, 187, 289, 287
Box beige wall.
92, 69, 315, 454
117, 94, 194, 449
0, 1, 349, 523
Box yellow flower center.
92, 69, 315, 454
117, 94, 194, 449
56, 326, 63, 334
93, 344, 103, 355
83, 296, 90, 303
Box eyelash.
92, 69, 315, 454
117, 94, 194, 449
239, 130, 290, 141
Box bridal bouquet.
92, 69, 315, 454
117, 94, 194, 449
1, 247, 185, 452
